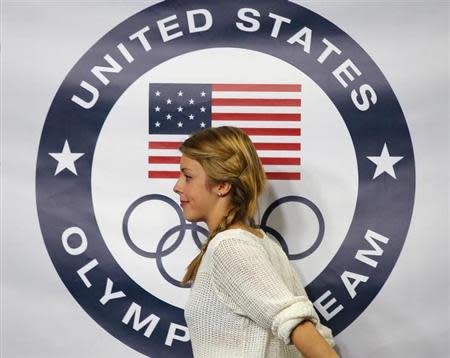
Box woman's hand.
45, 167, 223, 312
290, 320, 340, 358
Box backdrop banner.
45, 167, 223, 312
2, 1, 449, 357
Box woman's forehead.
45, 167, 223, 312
180, 155, 203, 171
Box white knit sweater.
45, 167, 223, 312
184, 228, 335, 358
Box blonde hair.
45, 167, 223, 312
180, 126, 266, 285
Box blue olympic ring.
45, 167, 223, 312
122, 194, 208, 287
260, 195, 325, 260
122, 194, 325, 287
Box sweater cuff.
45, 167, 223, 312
271, 299, 318, 345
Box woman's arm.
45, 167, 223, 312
290, 320, 340, 358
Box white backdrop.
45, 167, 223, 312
2, 1, 449, 357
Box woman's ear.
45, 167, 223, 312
216, 182, 232, 197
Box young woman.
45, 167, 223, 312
173, 126, 339, 358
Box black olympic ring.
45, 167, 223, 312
122, 194, 324, 287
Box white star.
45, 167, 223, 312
200, 91, 206, 97
155, 91, 161, 96
200, 122, 206, 128
177, 106, 183, 112
166, 114, 172, 120
155, 106, 160, 112
200, 106, 206, 112
166, 98, 172, 104
189, 114, 195, 120
155, 121, 161, 127
189, 99, 194, 105
178, 91, 183, 97
367, 143, 403, 179
177, 121, 183, 128
48, 140, 84, 176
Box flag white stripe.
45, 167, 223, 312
247, 135, 301, 143
211, 106, 301, 113
212, 120, 301, 128
148, 149, 181, 157
148, 164, 179, 171
264, 165, 301, 172
212, 91, 302, 99
148, 134, 189, 141
149, 135, 301, 143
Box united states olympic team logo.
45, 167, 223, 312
36, 1, 415, 356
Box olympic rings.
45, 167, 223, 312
122, 194, 208, 287
260, 195, 324, 260
122, 194, 325, 287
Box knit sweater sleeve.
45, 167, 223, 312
210, 237, 319, 345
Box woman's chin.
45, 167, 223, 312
182, 212, 197, 222
182, 212, 203, 224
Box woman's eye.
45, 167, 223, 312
185, 175, 192, 181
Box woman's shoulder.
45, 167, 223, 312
204, 228, 264, 257
215, 227, 265, 243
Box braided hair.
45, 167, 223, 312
179, 126, 266, 285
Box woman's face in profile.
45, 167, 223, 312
173, 155, 219, 223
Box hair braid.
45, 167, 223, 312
180, 206, 240, 285
179, 127, 266, 285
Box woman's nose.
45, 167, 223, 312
173, 177, 182, 194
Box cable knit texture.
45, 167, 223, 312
184, 228, 335, 357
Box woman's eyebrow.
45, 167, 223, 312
181, 167, 192, 173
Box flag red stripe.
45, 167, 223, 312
149, 142, 301, 151
241, 128, 301, 136
148, 156, 301, 165
262, 157, 301, 165
211, 113, 301, 121
148, 171, 180, 179
148, 142, 181, 149
149, 171, 301, 180
266, 172, 301, 180
211, 98, 301, 107
212, 84, 302, 92
148, 156, 180, 164
254, 142, 301, 151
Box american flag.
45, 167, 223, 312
148, 83, 302, 180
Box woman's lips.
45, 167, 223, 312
180, 201, 189, 207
